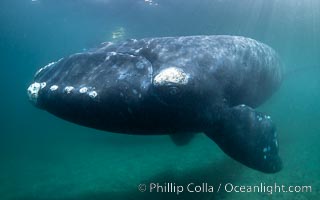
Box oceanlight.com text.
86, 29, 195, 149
137, 182, 312, 195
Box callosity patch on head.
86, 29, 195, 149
27, 82, 44, 104
153, 67, 189, 86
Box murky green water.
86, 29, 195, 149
0, 0, 319, 199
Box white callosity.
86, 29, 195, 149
154, 67, 189, 86
79, 87, 88, 93
257, 115, 263, 121
64, 86, 74, 94
263, 147, 268, 153
50, 85, 59, 91
88, 91, 98, 98
40, 82, 46, 89
27, 82, 41, 103
27, 82, 47, 103
262, 145, 272, 160
38, 84, 99, 98
79, 87, 98, 98
44, 84, 98, 98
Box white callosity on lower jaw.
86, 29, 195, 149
64, 86, 74, 94
50, 85, 59, 91
88, 91, 98, 98
79, 87, 88, 93
79, 87, 98, 98
27, 82, 46, 104
153, 67, 189, 86
49, 85, 98, 98
27, 81, 99, 105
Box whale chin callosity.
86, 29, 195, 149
27, 35, 283, 173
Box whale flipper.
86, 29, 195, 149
205, 105, 282, 173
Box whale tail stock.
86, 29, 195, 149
205, 105, 282, 173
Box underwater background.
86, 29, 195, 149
0, 0, 319, 199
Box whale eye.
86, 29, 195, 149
169, 86, 179, 95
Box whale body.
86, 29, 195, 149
27, 35, 283, 173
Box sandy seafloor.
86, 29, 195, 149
0, 0, 319, 199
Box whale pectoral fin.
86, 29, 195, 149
169, 133, 195, 146
205, 105, 282, 173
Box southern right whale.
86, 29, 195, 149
27, 35, 283, 173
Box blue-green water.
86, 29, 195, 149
0, 0, 319, 199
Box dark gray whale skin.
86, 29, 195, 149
27, 35, 283, 173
